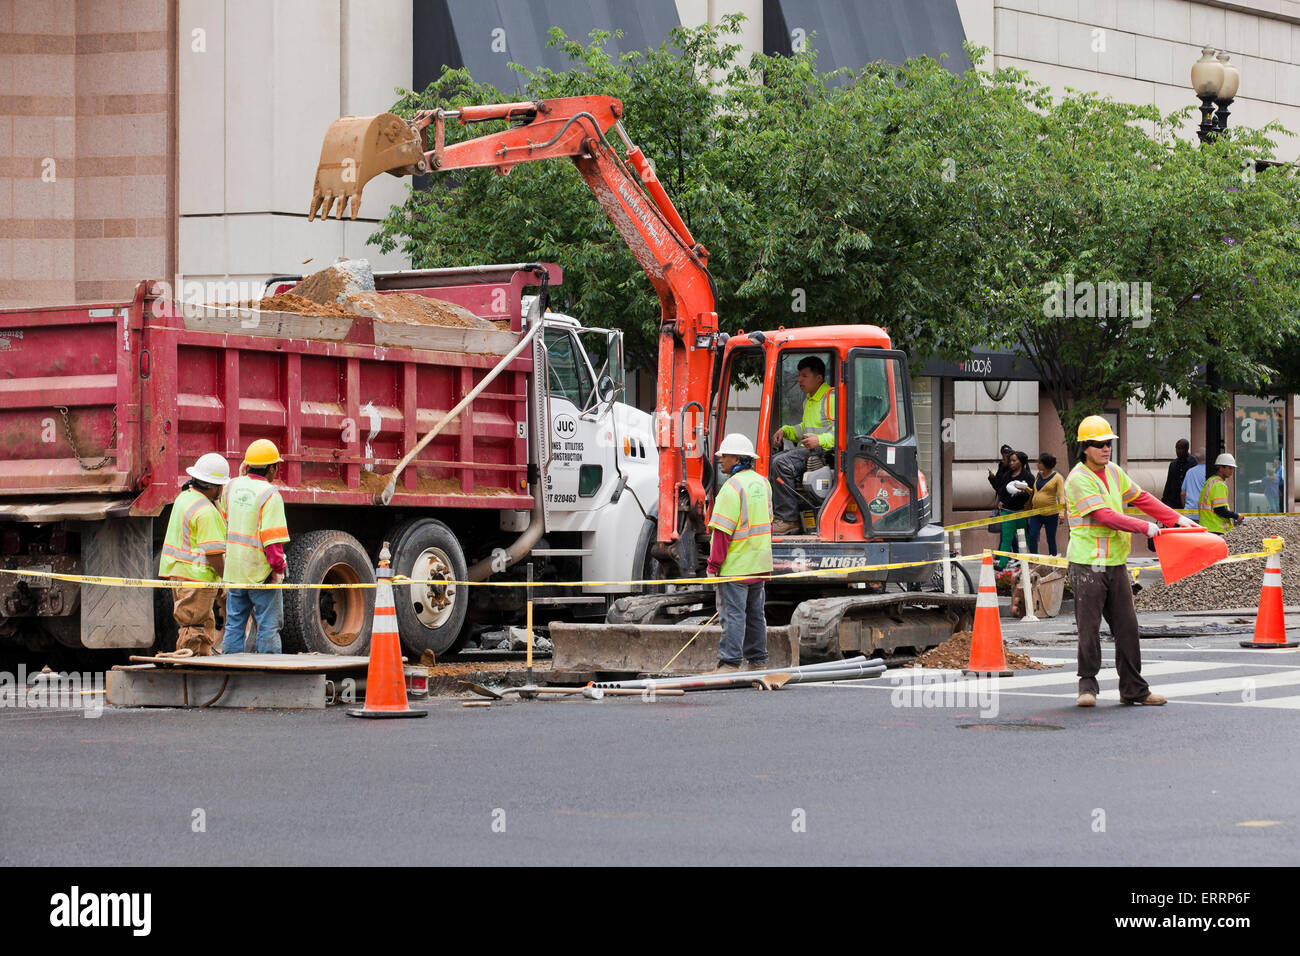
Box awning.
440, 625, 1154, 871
763, 0, 970, 75
414, 0, 682, 94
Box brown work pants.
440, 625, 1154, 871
1068, 562, 1150, 701
171, 583, 225, 655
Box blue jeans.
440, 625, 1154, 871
717, 580, 767, 664
1026, 514, 1059, 556
223, 585, 284, 654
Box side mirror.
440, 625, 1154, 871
598, 374, 616, 402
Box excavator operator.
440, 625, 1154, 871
769, 356, 836, 535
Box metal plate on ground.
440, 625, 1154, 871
549, 623, 795, 674
126, 653, 372, 672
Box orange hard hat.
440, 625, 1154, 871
244, 439, 283, 466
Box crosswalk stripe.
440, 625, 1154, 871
1090, 669, 1300, 702
816, 660, 1233, 693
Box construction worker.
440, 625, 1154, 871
158, 453, 231, 655
221, 439, 290, 654
708, 433, 773, 671
1065, 416, 1197, 708
1198, 453, 1245, 536
769, 356, 835, 535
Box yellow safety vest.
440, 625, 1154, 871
708, 467, 773, 577
1198, 475, 1231, 534
158, 487, 227, 583
782, 383, 836, 451
1065, 461, 1139, 566
220, 475, 290, 585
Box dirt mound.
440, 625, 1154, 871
1135, 516, 1299, 611
256, 293, 352, 317
290, 259, 374, 306
915, 631, 1059, 670
347, 291, 496, 329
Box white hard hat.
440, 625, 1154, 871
716, 433, 758, 458
186, 452, 231, 485
1214, 453, 1237, 469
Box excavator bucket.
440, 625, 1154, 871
309, 113, 426, 221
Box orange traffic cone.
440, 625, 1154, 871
963, 552, 1013, 677
348, 542, 427, 719
1240, 540, 1297, 649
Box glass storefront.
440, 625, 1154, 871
1233, 395, 1285, 514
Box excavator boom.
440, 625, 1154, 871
311, 96, 718, 559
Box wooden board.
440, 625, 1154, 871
181, 303, 354, 341
371, 322, 520, 355
125, 652, 373, 672
107, 670, 327, 709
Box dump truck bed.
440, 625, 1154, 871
0, 264, 557, 516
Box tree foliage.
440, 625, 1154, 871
370, 17, 1300, 442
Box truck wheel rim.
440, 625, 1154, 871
409, 548, 457, 629
319, 562, 365, 647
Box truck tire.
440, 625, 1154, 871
282, 530, 375, 656
388, 518, 467, 658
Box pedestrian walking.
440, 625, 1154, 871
1197, 453, 1245, 536
1026, 453, 1065, 556
158, 453, 231, 655
1181, 451, 1207, 513
769, 356, 835, 535
707, 433, 773, 671
1065, 416, 1197, 708
221, 439, 290, 654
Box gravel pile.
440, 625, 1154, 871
1134, 516, 1298, 612
915, 631, 1059, 670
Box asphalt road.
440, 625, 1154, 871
2, 635, 1297, 866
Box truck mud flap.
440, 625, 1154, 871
81, 517, 154, 648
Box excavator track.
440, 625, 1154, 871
791, 592, 975, 662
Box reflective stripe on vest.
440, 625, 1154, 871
1065, 461, 1137, 567
159, 488, 225, 582
712, 469, 773, 576
1198, 476, 1232, 534
223, 475, 286, 585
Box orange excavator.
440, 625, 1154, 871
309, 96, 974, 661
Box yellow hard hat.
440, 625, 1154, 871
244, 438, 283, 466
1076, 415, 1118, 443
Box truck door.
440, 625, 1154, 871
541, 328, 604, 512
843, 348, 921, 537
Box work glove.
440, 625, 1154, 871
1145, 522, 1161, 538
1175, 515, 1199, 528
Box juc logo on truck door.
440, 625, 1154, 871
554, 415, 577, 440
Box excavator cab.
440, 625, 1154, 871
712, 328, 926, 543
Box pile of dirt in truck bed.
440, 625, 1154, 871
281, 261, 497, 330
915, 631, 1059, 670
346, 291, 496, 329
290, 259, 373, 306
1135, 516, 1299, 612
255, 293, 353, 317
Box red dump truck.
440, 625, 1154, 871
0, 263, 660, 658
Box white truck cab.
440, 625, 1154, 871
521, 299, 659, 593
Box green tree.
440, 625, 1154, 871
370, 19, 1300, 453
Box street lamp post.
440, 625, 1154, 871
1190, 48, 1243, 459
